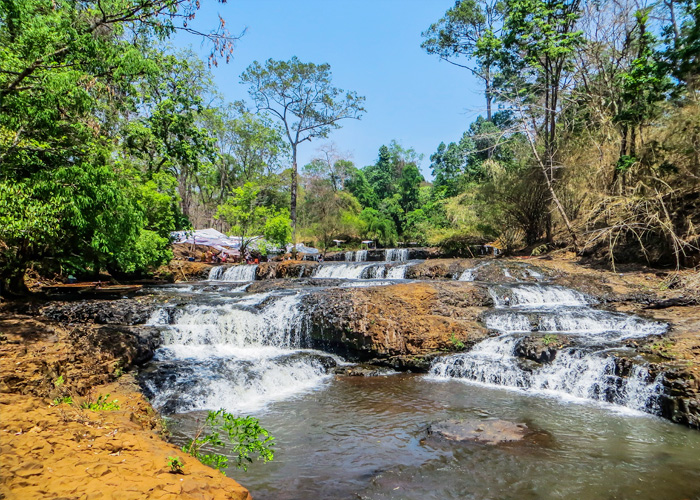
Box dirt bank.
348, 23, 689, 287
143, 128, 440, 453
0, 315, 252, 500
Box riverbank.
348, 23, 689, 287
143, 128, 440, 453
0, 314, 252, 500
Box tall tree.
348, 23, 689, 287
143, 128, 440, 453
422, 0, 504, 120
0, 0, 240, 294
240, 57, 365, 254
499, 0, 584, 248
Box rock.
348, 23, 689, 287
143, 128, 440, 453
335, 364, 394, 377
426, 419, 532, 445
304, 282, 491, 369
515, 336, 564, 364
42, 300, 156, 325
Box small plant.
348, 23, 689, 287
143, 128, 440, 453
54, 375, 65, 388
167, 456, 185, 474
183, 409, 274, 474
52, 396, 74, 406
542, 334, 558, 346
449, 333, 466, 350
113, 363, 123, 378
81, 393, 120, 411
531, 244, 549, 256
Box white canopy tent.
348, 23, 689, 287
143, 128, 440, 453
171, 229, 242, 253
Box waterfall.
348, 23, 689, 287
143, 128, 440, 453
429, 282, 668, 414
142, 292, 338, 413
344, 250, 368, 262
488, 284, 591, 308
430, 346, 665, 413
458, 261, 487, 281
208, 264, 258, 282
313, 262, 388, 279
385, 248, 409, 262
386, 264, 409, 279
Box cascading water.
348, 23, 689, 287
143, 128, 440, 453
458, 261, 488, 281
386, 264, 409, 279
458, 261, 547, 282
344, 250, 368, 262
385, 248, 409, 262
429, 282, 668, 414
208, 264, 258, 282
141, 291, 339, 413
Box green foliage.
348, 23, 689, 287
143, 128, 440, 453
359, 208, 398, 247
81, 394, 120, 411
0, 0, 237, 294
216, 182, 291, 251
52, 396, 74, 406
167, 456, 185, 474
182, 409, 275, 474
449, 333, 466, 350
301, 179, 363, 250
542, 334, 558, 346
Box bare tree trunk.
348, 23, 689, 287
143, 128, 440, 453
521, 123, 580, 252
291, 145, 298, 259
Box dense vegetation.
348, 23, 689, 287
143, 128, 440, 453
1, 0, 698, 294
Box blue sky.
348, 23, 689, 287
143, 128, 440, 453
174, 0, 485, 178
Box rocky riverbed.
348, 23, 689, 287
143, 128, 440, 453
1, 255, 699, 498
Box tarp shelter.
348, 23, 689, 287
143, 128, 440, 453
286, 243, 320, 254
171, 229, 242, 254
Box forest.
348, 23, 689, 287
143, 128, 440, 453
1, 0, 699, 294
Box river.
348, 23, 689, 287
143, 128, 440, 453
139, 255, 700, 499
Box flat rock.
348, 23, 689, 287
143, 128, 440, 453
427, 419, 531, 445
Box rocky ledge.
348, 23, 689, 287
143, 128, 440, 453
304, 281, 493, 370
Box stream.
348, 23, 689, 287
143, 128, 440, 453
139, 256, 700, 499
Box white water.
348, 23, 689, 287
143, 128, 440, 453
386, 264, 409, 279
208, 264, 258, 282
385, 248, 409, 262
430, 342, 664, 412
344, 250, 368, 262
145, 292, 336, 412
489, 283, 591, 308
458, 261, 487, 281
429, 282, 668, 413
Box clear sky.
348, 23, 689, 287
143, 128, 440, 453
173, 0, 485, 178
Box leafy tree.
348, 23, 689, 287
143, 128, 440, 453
399, 164, 424, 213
124, 52, 219, 221
364, 145, 395, 200
215, 182, 291, 253
359, 208, 398, 247
498, 0, 585, 247
345, 168, 379, 209
612, 9, 671, 187
300, 178, 362, 251
0, 0, 239, 294
430, 141, 469, 197
422, 0, 504, 120
240, 57, 365, 253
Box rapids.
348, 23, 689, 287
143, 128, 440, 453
139, 259, 699, 499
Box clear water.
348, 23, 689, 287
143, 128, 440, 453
168, 374, 700, 500
142, 273, 699, 500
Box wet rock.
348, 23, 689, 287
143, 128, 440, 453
405, 259, 472, 280
256, 261, 319, 279
335, 364, 395, 377
304, 282, 491, 369
426, 419, 532, 445
42, 299, 155, 325
515, 336, 565, 364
